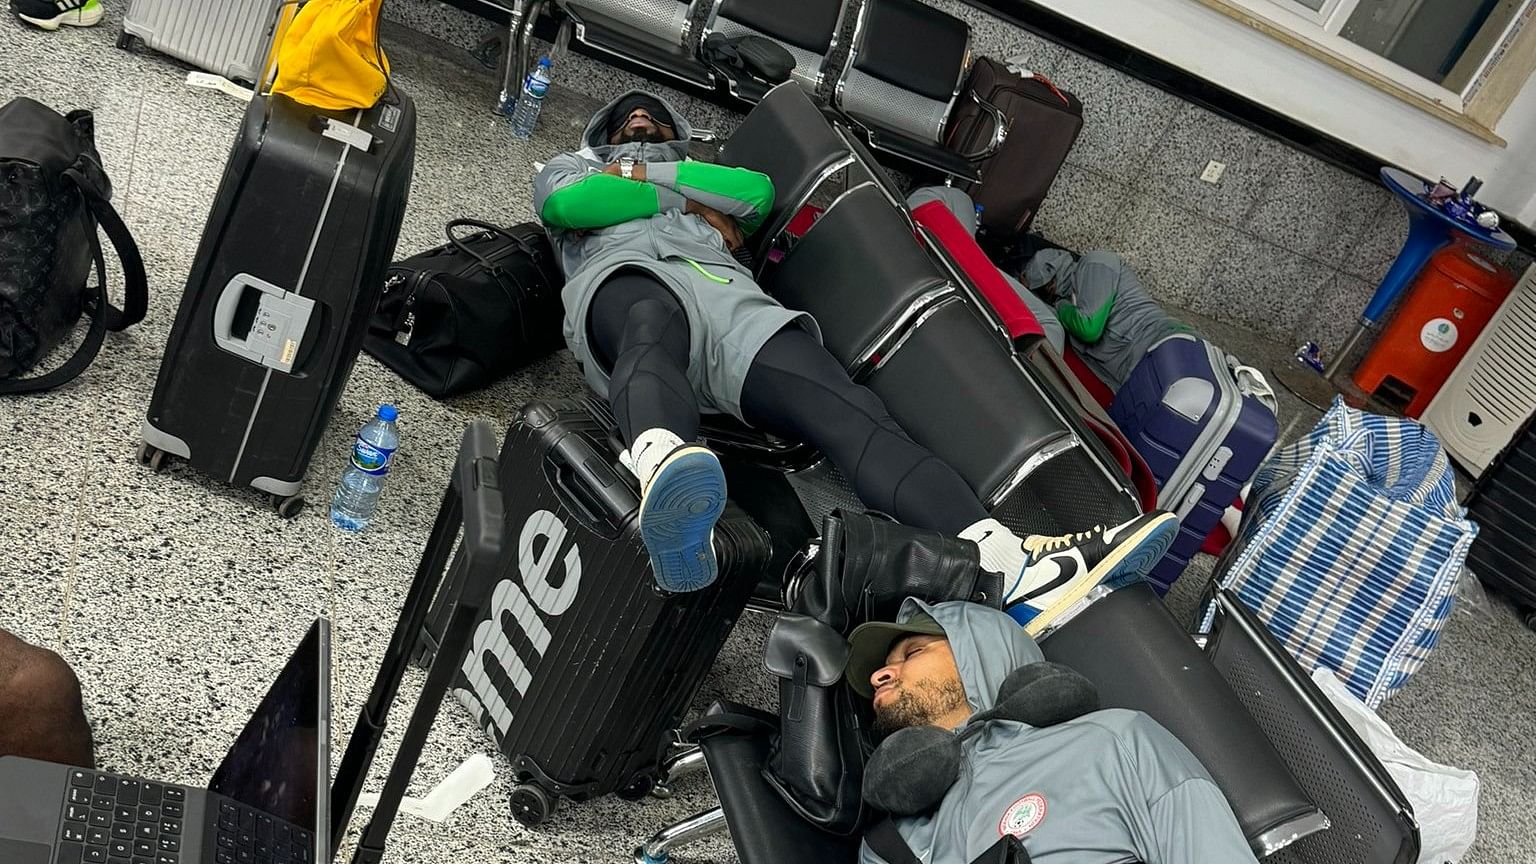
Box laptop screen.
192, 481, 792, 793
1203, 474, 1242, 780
208, 618, 331, 860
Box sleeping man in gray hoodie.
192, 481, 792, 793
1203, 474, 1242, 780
845, 600, 1257, 864
533, 89, 1176, 635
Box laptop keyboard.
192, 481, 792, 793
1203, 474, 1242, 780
58, 769, 187, 864
57, 768, 313, 864
214, 799, 312, 864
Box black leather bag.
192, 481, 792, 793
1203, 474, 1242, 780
703, 33, 796, 86
761, 512, 1002, 837
0, 97, 147, 394
794, 510, 1001, 634
363, 219, 564, 399
763, 613, 873, 836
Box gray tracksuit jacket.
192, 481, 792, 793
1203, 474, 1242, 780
531, 91, 812, 421
861, 600, 1257, 864
1024, 250, 1188, 392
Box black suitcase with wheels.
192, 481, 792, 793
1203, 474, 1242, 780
415, 397, 772, 825
139, 90, 416, 515
1466, 416, 1536, 627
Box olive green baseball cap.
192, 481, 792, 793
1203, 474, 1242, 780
844, 611, 948, 699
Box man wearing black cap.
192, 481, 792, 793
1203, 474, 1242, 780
533, 90, 1177, 623
845, 599, 1255, 864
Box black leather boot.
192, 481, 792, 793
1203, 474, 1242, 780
792, 510, 1004, 635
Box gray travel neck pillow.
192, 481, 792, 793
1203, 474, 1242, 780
863, 662, 1099, 816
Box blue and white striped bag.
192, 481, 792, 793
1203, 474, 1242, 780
1213, 397, 1477, 709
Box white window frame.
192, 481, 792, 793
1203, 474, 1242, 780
1226, 0, 1534, 111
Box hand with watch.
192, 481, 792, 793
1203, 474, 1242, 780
602, 157, 742, 250
605, 156, 644, 181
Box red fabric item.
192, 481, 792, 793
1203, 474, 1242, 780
1060, 347, 1158, 511
910, 200, 1044, 339
1201, 495, 1245, 556
785, 204, 824, 239
1064, 347, 1116, 409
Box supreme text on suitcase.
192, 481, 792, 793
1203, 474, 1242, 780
429, 398, 772, 826
140, 90, 416, 515
944, 56, 1083, 239
1110, 333, 1277, 593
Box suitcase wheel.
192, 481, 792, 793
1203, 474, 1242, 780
510, 783, 554, 827
614, 776, 654, 801
136, 442, 171, 475
115, 30, 136, 51
271, 494, 306, 520
1523, 608, 1536, 633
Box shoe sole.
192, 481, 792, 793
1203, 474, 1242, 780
639, 447, 727, 593
1021, 513, 1179, 638
17, 7, 103, 28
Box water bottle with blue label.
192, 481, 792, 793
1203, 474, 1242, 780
329, 404, 400, 532
509, 57, 553, 139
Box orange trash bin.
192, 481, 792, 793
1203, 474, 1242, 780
1353, 242, 1516, 418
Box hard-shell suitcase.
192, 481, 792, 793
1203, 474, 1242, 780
420, 398, 772, 825
944, 56, 1083, 239
1110, 333, 1277, 592
1465, 415, 1536, 622
119, 0, 284, 84
140, 91, 416, 514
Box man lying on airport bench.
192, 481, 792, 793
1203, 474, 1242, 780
845, 600, 1256, 864
533, 88, 1176, 630
0, 628, 93, 767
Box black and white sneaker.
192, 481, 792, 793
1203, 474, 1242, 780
13, 0, 102, 29
1004, 511, 1179, 636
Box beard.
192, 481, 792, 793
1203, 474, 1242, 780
871, 678, 967, 739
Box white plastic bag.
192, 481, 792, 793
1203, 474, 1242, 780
1311, 669, 1480, 864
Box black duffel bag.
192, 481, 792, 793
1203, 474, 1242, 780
363, 219, 565, 399
0, 97, 147, 394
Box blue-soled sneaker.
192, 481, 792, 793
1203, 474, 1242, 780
1005, 511, 1179, 637
639, 445, 727, 593
14, 0, 104, 30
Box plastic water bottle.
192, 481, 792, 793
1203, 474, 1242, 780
509, 57, 552, 139
329, 404, 400, 532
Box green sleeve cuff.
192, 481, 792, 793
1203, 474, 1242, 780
1057, 291, 1116, 344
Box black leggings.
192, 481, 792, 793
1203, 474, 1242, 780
588, 271, 987, 534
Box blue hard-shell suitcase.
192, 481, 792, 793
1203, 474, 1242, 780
1109, 333, 1277, 592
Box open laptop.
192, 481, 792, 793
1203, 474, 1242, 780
0, 618, 331, 864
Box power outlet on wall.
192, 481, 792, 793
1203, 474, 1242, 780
1201, 160, 1227, 184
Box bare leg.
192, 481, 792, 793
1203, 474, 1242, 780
0, 630, 93, 767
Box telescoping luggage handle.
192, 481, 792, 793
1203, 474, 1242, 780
330, 420, 504, 862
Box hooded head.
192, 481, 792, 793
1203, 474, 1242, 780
1024, 248, 1077, 302
577, 89, 693, 166
852, 602, 1098, 817
847, 599, 1043, 736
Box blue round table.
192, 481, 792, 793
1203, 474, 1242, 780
1276, 166, 1517, 410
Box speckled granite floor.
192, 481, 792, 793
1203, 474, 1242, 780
1, 11, 1532, 864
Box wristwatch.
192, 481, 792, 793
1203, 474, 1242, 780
619, 157, 636, 180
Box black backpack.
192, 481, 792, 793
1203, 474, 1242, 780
0, 97, 147, 394
363, 219, 565, 399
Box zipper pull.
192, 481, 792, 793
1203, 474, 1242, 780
394, 278, 422, 346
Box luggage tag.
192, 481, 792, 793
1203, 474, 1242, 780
185, 71, 254, 103
321, 117, 375, 152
